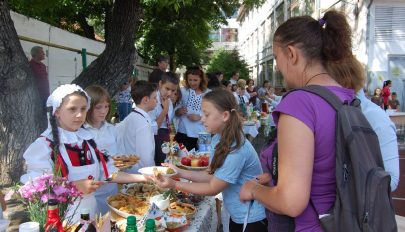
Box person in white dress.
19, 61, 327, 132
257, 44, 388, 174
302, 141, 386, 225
174, 66, 210, 151
20, 84, 149, 223
116, 81, 157, 173
83, 85, 119, 214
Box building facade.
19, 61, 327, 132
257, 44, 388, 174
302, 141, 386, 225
237, 0, 405, 110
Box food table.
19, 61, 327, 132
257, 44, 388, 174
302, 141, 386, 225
388, 112, 405, 124
109, 186, 218, 232
243, 120, 261, 139
184, 196, 217, 232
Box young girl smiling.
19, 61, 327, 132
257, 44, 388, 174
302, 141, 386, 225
153, 89, 267, 232
174, 66, 210, 151
21, 84, 149, 223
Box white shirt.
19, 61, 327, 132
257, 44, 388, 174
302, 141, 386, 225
83, 122, 118, 156
148, 90, 174, 135
20, 127, 117, 184
116, 107, 155, 173
230, 79, 238, 85
357, 91, 400, 191
234, 92, 249, 105
177, 88, 209, 138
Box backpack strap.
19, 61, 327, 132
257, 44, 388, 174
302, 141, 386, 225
286, 85, 344, 111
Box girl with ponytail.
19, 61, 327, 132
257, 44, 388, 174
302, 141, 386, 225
152, 89, 267, 232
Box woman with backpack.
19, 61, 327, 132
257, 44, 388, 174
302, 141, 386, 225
239, 11, 364, 231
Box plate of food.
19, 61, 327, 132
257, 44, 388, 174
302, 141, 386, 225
178, 154, 209, 171
107, 194, 150, 218
138, 166, 177, 177
168, 202, 196, 219
112, 155, 140, 170
121, 182, 164, 199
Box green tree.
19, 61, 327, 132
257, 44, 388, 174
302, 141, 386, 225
136, 0, 265, 72
207, 49, 250, 80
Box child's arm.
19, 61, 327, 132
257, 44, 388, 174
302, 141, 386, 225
154, 175, 228, 196
112, 172, 148, 183
155, 98, 170, 128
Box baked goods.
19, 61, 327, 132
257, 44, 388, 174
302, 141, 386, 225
112, 155, 140, 170
168, 202, 196, 219
108, 194, 150, 216
123, 183, 164, 200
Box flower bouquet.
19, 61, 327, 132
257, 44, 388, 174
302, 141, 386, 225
11, 174, 82, 231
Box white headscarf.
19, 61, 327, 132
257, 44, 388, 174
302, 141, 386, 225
46, 84, 91, 115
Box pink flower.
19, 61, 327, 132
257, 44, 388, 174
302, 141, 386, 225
53, 186, 68, 196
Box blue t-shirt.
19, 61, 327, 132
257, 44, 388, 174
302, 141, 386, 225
212, 134, 266, 224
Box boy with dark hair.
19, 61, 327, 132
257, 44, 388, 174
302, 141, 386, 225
388, 92, 400, 111
116, 80, 157, 173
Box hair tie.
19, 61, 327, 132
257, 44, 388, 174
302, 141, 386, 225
319, 17, 326, 27
230, 109, 236, 112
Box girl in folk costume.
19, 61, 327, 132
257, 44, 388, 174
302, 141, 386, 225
148, 72, 179, 165
174, 66, 210, 151
20, 84, 149, 223
82, 85, 118, 214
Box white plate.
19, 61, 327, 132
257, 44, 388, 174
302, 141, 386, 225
178, 163, 208, 171
138, 166, 177, 177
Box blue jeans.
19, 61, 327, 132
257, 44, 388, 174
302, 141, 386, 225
118, 102, 132, 121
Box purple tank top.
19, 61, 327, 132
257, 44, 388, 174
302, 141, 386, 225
260, 86, 355, 231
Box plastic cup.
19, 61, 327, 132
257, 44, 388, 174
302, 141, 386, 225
19, 222, 39, 232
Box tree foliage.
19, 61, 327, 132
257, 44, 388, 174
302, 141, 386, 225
136, 0, 264, 71
207, 49, 250, 80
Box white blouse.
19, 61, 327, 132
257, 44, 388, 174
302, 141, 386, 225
20, 127, 117, 184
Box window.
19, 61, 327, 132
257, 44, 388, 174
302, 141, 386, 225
375, 6, 405, 41
276, 3, 285, 27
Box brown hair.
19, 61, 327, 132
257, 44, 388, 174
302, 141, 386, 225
131, 80, 156, 104
203, 89, 244, 174
274, 10, 364, 91
85, 85, 111, 124
184, 66, 208, 91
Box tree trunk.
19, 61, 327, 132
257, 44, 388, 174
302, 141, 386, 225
76, 13, 95, 40
169, 53, 177, 73
0, 0, 44, 185
72, 0, 143, 96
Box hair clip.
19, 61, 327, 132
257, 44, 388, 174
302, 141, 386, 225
319, 17, 326, 27
230, 109, 236, 112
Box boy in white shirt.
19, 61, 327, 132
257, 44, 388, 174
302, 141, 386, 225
116, 80, 157, 173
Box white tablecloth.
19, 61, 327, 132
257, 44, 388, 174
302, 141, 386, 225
185, 196, 217, 232
243, 121, 261, 138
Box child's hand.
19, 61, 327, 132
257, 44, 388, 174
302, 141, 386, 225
239, 180, 258, 203
255, 173, 272, 185
73, 179, 104, 194
187, 114, 201, 121
151, 175, 176, 189
176, 107, 187, 116
161, 97, 170, 112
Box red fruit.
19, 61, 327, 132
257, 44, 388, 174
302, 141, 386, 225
181, 157, 191, 166
200, 159, 209, 167
200, 156, 209, 162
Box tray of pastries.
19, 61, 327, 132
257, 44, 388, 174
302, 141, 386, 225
107, 194, 150, 218
112, 155, 140, 170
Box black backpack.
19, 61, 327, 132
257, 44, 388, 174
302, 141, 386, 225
269, 85, 397, 232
